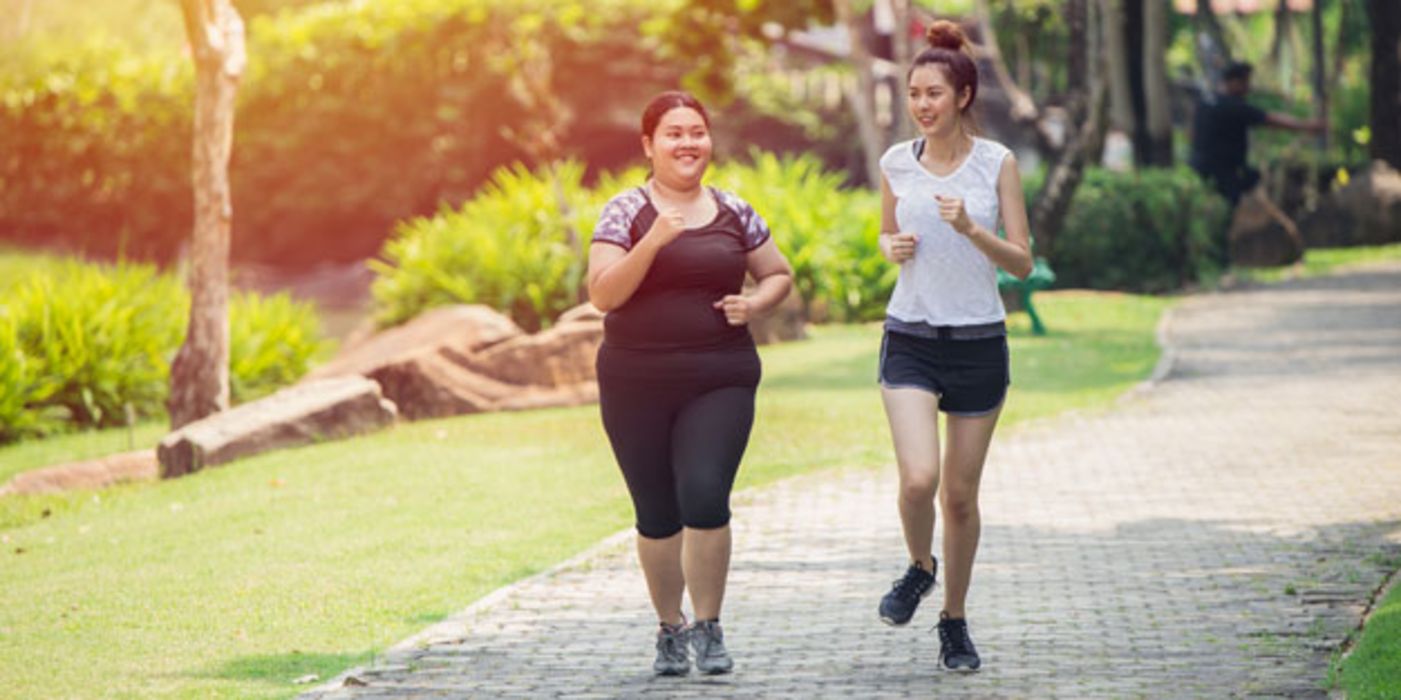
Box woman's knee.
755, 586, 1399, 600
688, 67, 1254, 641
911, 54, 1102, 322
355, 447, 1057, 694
940, 484, 979, 521
898, 471, 938, 504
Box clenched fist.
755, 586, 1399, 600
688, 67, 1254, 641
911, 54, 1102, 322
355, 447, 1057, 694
881, 232, 919, 263
934, 194, 974, 235
649, 207, 687, 246
713, 294, 753, 326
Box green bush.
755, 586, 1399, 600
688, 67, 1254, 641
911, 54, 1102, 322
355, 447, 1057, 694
229, 291, 330, 403
709, 151, 888, 322
372, 161, 601, 332
372, 151, 891, 330
0, 260, 327, 444
1, 0, 676, 267
1042, 166, 1228, 292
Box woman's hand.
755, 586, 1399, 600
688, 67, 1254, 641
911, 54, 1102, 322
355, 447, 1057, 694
880, 232, 919, 263
935, 194, 974, 236
713, 294, 754, 326
649, 207, 687, 247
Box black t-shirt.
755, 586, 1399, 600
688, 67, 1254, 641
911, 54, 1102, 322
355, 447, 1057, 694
591, 186, 770, 352
1190, 93, 1267, 177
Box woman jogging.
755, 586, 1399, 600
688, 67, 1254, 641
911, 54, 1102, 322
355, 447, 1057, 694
874, 20, 1034, 673
587, 90, 793, 676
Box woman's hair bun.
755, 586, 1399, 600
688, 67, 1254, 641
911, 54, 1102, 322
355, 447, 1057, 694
925, 20, 967, 52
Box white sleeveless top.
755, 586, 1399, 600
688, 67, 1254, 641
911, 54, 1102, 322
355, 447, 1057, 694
880, 136, 1012, 327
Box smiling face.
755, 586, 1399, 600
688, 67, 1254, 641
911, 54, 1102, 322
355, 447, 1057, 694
907, 64, 970, 138
642, 107, 712, 189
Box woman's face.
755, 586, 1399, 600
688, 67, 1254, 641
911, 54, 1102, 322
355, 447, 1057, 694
643, 107, 712, 187
907, 65, 968, 138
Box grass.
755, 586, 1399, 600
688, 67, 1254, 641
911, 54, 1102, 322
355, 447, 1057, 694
0, 291, 1168, 699
1336, 575, 1401, 699
1232, 242, 1401, 285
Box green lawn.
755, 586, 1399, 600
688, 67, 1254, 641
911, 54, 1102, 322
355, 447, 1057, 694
0, 291, 1168, 699
1337, 576, 1401, 699
1233, 242, 1401, 284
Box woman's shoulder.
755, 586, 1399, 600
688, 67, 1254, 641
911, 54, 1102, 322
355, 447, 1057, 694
880, 139, 919, 171
710, 186, 759, 217
603, 186, 649, 212
972, 137, 1014, 166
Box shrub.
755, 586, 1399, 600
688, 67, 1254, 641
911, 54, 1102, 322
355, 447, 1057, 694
0, 259, 327, 443
371, 161, 599, 332
1040, 166, 1228, 292
0, 0, 676, 267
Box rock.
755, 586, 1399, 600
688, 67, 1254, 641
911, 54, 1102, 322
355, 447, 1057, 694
157, 376, 397, 478
0, 450, 157, 496
365, 351, 518, 420
1229, 196, 1304, 268
309, 305, 523, 380
1299, 160, 1401, 249
470, 320, 603, 387
746, 281, 807, 345
556, 302, 604, 325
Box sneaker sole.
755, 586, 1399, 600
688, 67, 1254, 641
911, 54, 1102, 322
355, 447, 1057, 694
654, 666, 690, 677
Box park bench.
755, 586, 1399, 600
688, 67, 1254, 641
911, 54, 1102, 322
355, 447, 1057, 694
997, 257, 1056, 335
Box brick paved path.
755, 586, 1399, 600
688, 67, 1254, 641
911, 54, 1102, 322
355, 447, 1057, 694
305, 264, 1401, 699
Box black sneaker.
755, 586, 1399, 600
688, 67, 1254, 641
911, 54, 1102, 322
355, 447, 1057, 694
936, 612, 981, 672
878, 560, 937, 626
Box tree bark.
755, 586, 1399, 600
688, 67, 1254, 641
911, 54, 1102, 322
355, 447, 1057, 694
1311, 0, 1328, 151
1370, 0, 1401, 169
1031, 0, 1105, 257
833, 0, 884, 187
973, 0, 1059, 158
1141, 0, 1173, 166
169, 0, 244, 430
1102, 0, 1136, 138
888, 0, 915, 142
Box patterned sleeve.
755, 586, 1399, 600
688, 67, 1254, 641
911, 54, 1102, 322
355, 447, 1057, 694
716, 189, 772, 251
591, 189, 646, 250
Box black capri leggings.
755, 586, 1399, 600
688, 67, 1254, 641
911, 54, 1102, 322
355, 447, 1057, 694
597, 344, 760, 539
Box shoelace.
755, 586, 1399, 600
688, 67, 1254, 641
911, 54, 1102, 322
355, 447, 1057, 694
937, 619, 973, 657
658, 626, 687, 660
890, 568, 929, 601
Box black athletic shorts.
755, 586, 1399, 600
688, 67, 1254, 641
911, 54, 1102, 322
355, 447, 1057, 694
878, 328, 1010, 416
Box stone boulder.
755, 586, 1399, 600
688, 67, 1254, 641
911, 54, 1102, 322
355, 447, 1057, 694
746, 281, 807, 345
1299, 160, 1401, 249
309, 305, 523, 380
158, 376, 397, 478
314, 303, 604, 419
1228, 196, 1304, 268
0, 450, 157, 496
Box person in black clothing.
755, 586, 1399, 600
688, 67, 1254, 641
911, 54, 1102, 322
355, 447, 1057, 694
1189, 61, 1326, 259
587, 91, 793, 676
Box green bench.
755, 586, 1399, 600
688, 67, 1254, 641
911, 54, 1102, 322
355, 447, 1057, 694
997, 257, 1056, 335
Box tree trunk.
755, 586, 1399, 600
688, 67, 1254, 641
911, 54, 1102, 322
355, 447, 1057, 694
1141, 0, 1173, 166
1370, 0, 1401, 169
1311, 0, 1328, 151
974, 0, 1057, 158
1031, 0, 1103, 257
1194, 0, 1233, 79
169, 0, 244, 430
833, 0, 884, 187
889, 0, 915, 142
1125, 0, 1151, 165
1102, 0, 1136, 137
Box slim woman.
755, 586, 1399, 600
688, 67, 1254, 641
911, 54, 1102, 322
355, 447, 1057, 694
587, 91, 793, 676
874, 21, 1034, 672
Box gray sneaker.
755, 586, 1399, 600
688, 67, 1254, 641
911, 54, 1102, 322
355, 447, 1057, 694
653, 622, 690, 676
688, 620, 734, 675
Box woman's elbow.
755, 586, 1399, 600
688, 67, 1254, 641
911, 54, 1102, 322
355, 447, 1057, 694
587, 285, 616, 313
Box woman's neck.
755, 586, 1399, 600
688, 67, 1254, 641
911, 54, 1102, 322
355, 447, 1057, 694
649, 176, 705, 204
922, 129, 972, 164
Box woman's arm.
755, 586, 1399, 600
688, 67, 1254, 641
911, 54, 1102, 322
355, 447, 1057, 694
879, 174, 917, 263
586, 208, 686, 311
936, 154, 1034, 279
713, 238, 793, 325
